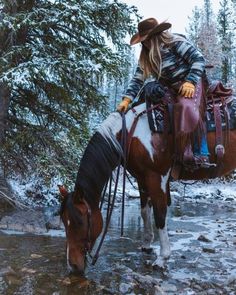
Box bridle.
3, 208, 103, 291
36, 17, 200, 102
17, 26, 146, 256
82, 199, 92, 255
64, 197, 93, 256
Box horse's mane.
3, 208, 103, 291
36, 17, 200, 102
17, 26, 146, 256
60, 192, 83, 225
74, 112, 123, 206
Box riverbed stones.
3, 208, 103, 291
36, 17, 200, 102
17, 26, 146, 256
119, 282, 132, 294
197, 234, 212, 242
0, 209, 64, 234
202, 247, 216, 253
0, 266, 15, 276
0, 210, 46, 234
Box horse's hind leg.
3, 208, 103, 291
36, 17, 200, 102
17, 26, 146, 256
145, 170, 171, 267
137, 179, 154, 252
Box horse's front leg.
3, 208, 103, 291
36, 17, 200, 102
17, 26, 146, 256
137, 179, 154, 252
145, 170, 171, 268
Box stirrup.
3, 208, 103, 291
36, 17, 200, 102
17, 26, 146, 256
193, 155, 217, 169
182, 155, 216, 170
199, 161, 217, 168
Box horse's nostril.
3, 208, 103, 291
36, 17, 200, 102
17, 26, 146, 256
70, 264, 85, 276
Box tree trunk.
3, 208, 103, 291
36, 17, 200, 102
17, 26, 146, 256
0, 83, 10, 144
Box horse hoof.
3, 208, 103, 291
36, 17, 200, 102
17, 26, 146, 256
141, 247, 153, 254
152, 257, 166, 269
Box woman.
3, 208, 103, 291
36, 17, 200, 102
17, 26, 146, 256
118, 17, 210, 168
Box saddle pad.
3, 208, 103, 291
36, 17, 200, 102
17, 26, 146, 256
146, 97, 236, 133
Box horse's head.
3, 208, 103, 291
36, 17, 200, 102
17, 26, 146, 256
59, 185, 103, 275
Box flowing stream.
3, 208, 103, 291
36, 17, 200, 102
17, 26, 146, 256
0, 196, 236, 294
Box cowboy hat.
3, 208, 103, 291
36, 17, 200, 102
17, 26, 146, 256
130, 18, 172, 45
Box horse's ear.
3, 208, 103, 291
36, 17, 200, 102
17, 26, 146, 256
58, 185, 68, 199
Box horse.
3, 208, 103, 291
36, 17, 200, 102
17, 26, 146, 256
59, 99, 236, 274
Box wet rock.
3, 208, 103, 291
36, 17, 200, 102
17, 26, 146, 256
121, 257, 131, 262
30, 254, 42, 259
141, 247, 153, 254
0, 210, 46, 234
5, 274, 21, 286
198, 234, 212, 243
132, 273, 160, 287
21, 267, 37, 274
216, 218, 225, 223
225, 197, 234, 201
0, 266, 15, 276
225, 274, 236, 285
126, 189, 139, 199
144, 259, 152, 266
119, 282, 132, 293
61, 277, 71, 285
195, 194, 203, 199
154, 285, 165, 295
232, 237, 236, 245
161, 282, 177, 293
115, 264, 133, 273
207, 288, 219, 295
45, 215, 63, 230
202, 247, 216, 253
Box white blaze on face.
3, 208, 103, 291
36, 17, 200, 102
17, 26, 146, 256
126, 103, 154, 161
67, 219, 70, 227
161, 169, 171, 193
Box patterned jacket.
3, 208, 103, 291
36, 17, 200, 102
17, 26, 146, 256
125, 35, 205, 101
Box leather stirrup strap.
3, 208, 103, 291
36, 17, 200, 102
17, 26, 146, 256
213, 103, 225, 164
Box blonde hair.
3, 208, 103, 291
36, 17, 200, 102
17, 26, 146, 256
139, 31, 177, 79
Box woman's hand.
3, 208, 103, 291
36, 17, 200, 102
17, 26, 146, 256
179, 82, 195, 98
117, 97, 132, 112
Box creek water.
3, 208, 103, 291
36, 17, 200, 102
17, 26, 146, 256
0, 197, 236, 294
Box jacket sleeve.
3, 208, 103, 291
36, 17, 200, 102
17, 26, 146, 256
123, 65, 144, 101
173, 40, 205, 85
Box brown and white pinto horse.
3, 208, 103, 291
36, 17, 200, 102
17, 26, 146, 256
60, 102, 236, 274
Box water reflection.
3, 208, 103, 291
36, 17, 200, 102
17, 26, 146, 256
0, 198, 235, 294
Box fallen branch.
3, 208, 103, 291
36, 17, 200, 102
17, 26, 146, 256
0, 190, 30, 210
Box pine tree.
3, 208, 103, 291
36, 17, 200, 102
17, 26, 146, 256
186, 6, 202, 46
204, 0, 213, 26
186, 2, 221, 80
217, 0, 234, 83
0, 0, 139, 189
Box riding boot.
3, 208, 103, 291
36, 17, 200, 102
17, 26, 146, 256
193, 133, 211, 167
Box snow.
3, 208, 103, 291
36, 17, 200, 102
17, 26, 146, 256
8, 173, 63, 207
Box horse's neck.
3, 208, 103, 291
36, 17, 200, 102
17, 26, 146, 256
75, 129, 122, 208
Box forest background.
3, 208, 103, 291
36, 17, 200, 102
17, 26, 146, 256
0, 0, 235, 206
